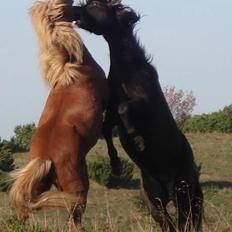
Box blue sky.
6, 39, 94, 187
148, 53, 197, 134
0, 0, 231, 139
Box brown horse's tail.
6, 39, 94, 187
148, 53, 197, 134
9, 158, 79, 214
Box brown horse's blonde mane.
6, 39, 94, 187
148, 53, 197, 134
30, 0, 84, 87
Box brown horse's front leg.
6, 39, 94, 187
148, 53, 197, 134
118, 99, 146, 152
103, 112, 122, 175
54, 155, 89, 230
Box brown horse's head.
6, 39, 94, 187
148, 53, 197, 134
73, 0, 140, 35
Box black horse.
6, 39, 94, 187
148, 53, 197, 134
72, 1, 203, 231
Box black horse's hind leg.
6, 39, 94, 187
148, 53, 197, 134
191, 178, 203, 232
140, 172, 176, 232
175, 181, 192, 232
175, 134, 203, 231
175, 178, 203, 232
102, 113, 122, 175
118, 98, 147, 151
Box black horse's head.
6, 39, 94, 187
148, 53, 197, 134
72, 0, 140, 35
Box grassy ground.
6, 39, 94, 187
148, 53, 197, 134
0, 133, 232, 232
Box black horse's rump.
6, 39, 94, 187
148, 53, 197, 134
72, 1, 203, 231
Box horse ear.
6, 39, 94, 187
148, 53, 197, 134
115, 7, 140, 27
107, 0, 122, 6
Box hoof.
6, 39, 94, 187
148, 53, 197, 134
67, 217, 85, 232
20, 211, 29, 221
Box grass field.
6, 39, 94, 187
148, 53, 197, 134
0, 133, 232, 232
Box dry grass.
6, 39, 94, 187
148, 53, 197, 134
0, 133, 232, 231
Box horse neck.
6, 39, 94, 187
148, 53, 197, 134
104, 30, 148, 71
105, 30, 175, 121
82, 45, 108, 102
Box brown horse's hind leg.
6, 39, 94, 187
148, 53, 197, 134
54, 157, 89, 229
174, 162, 203, 232
19, 169, 54, 221
140, 172, 175, 232
20, 210, 29, 221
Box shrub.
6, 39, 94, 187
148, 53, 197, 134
0, 152, 14, 172
88, 156, 134, 188
0, 215, 51, 232
0, 171, 11, 192
13, 123, 36, 152
163, 85, 196, 128
131, 194, 149, 215
0, 138, 18, 153
0, 139, 14, 172
0, 139, 14, 192
183, 105, 232, 133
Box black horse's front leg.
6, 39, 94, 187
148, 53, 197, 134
102, 113, 122, 175
118, 98, 147, 152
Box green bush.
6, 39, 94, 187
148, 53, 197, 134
13, 123, 36, 152
0, 139, 14, 172
0, 151, 14, 172
88, 156, 134, 188
131, 194, 149, 215
0, 170, 11, 191
0, 138, 18, 153
183, 105, 232, 133
0, 139, 14, 192
0, 215, 51, 232
0, 123, 36, 153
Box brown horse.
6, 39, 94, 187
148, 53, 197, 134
9, 0, 108, 228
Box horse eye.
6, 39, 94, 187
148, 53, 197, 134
89, 1, 101, 7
